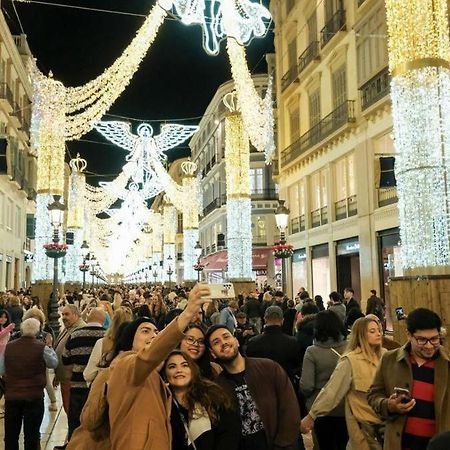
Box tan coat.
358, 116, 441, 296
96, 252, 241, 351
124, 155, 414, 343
107, 318, 184, 450
368, 344, 450, 450
67, 368, 110, 450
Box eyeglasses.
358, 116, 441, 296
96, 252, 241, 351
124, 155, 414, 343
413, 335, 441, 346
184, 335, 205, 346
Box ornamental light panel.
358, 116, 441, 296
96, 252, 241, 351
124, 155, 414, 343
386, 0, 450, 268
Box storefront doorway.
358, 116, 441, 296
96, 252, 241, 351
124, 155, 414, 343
311, 244, 330, 298
336, 238, 361, 301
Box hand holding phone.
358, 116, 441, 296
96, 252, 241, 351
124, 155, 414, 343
395, 307, 406, 321
394, 387, 412, 403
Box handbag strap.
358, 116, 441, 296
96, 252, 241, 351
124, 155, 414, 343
330, 347, 342, 357
174, 399, 198, 450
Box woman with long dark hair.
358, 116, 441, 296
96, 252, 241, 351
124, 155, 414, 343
163, 350, 240, 450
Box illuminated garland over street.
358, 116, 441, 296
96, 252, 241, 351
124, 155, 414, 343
386, 0, 450, 268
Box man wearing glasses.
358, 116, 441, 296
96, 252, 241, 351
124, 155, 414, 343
368, 308, 450, 450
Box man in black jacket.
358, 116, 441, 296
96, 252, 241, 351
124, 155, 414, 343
343, 287, 361, 327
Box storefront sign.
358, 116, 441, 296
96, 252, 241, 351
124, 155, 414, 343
292, 248, 306, 263
336, 238, 360, 256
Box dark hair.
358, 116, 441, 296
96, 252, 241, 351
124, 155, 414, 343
287, 299, 295, 308
274, 291, 284, 298
406, 308, 441, 334
344, 287, 354, 295
205, 324, 233, 346
314, 310, 346, 342
346, 308, 364, 328
299, 291, 310, 300
301, 302, 319, 316
99, 321, 132, 367
162, 350, 233, 424
329, 291, 342, 303
370, 289, 377, 295
182, 323, 214, 379
314, 295, 325, 311
118, 317, 157, 351
0, 309, 11, 327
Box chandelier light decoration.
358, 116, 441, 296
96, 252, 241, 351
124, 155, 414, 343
158, 0, 274, 160
224, 92, 253, 280
386, 0, 450, 268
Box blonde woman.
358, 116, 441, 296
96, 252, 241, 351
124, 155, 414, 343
301, 316, 386, 450
83, 306, 133, 383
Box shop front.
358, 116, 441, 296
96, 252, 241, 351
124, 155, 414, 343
336, 237, 361, 301
292, 248, 307, 296
311, 244, 330, 298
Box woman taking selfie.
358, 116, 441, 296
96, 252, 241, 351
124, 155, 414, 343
163, 350, 240, 450
301, 316, 386, 450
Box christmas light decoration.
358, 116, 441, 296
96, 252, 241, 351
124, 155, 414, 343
224, 93, 252, 280
65, 229, 84, 283
184, 229, 199, 281
386, 0, 450, 268
159, 0, 271, 56
67, 154, 87, 229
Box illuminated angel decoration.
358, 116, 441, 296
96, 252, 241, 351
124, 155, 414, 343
159, 0, 271, 56
95, 121, 198, 185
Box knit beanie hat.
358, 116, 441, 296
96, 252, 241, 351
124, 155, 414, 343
118, 317, 157, 352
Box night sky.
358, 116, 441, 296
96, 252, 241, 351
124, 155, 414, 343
3, 0, 274, 185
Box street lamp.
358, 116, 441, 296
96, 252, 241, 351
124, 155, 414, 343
194, 241, 203, 282
144, 268, 149, 286
46, 195, 65, 338
274, 200, 292, 295
167, 255, 173, 287
80, 240, 89, 290
90, 254, 96, 288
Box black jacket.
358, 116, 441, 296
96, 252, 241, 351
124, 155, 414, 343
242, 298, 262, 319
246, 325, 301, 383
295, 315, 316, 366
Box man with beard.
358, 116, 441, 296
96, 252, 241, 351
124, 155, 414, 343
206, 324, 300, 450
368, 308, 450, 450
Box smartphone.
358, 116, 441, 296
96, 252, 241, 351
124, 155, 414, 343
394, 387, 411, 403
395, 307, 406, 320
207, 283, 236, 300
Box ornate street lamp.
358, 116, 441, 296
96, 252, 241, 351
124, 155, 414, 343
193, 241, 203, 282
79, 240, 89, 290
45, 195, 66, 338
90, 254, 97, 288
167, 255, 174, 287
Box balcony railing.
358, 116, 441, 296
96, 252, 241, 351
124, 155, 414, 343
311, 206, 328, 228
321, 9, 346, 48
202, 194, 227, 217
201, 154, 217, 177
251, 189, 278, 200
290, 215, 306, 234
378, 187, 398, 207
298, 41, 320, 75
0, 83, 13, 105
360, 67, 391, 110
281, 65, 299, 92
335, 195, 357, 221
281, 100, 356, 167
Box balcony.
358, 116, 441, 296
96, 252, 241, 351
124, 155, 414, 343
281, 100, 356, 168
251, 189, 278, 201
335, 195, 357, 221
377, 187, 397, 207
281, 65, 298, 92
290, 215, 306, 234
321, 9, 346, 48
360, 67, 390, 110
201, 154, 217, 177
202, 194, 227, 217
311, 207, 328, 228
0, 83, 14, 111
298, 41, 320, 75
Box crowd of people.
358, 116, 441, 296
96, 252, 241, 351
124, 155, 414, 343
0, 283, 449, 450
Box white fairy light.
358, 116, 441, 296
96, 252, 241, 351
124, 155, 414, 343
159, 0, 271, 56
183, 229, 199, 281
65, 229, 84, 283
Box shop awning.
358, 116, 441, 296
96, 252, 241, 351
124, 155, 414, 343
201, 247, 271, 272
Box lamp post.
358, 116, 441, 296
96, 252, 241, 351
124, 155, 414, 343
145, 268, 149, 286
90, 254, 96, 288
194, 240, 203, 282
46, 195, 65, 338
80, 240, 89, 290
95, 262, 100, 286
274, 200, 291, 294
152, 267, 158, 284
167, 255, 173, 287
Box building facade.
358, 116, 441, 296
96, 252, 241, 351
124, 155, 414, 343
190, 76, 280, 289
0, 16, 35, 291
271, 0, 400, 321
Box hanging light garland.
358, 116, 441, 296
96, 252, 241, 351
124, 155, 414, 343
386, 0, 450, 268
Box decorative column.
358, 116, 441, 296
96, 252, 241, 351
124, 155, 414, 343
65, 154, 87, 283
224, 93, 253, 280
181, 161, 199, 282
163, 200, 177, 282
386, 0, 450, 268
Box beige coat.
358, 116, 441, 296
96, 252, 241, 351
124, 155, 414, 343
107, 318, 184, 450
368, 344, 450, 450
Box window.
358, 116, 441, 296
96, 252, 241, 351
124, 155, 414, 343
15, 206, 21, 237
250, 168, 264, 193
289, 106, 300, 143
308, 12, 317, 43
288, 37, 297, 71
310, 169, 327, 210
309, 90, 321, 127
289, 184, 300, 218
26, 214, 35, 239
356, 6, 388, 85
299, 180, 306, 215
6, 198, 12, 231
332, 64, 347, 109
334, 153, 357, 219
325, 0, 344, 21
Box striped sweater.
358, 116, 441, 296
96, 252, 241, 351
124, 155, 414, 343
62, 324, 105, 390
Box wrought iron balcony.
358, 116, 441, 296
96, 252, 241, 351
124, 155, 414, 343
281, 65, 298, 92
290, 215, 306, 234
335, 195, 357, 221
298, 41, 320, 75
202, 194, 227, 217
360, 67, 390, 110
251, 189, 279, 200
311, 207, 328, 228
281, 100, 356, 168
321, 9, 346, 48
377, 187, 398, 207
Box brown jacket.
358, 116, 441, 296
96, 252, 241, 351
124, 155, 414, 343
367, 344, 450, 450
107, 318, 184, 450
67, 368, 111, 450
